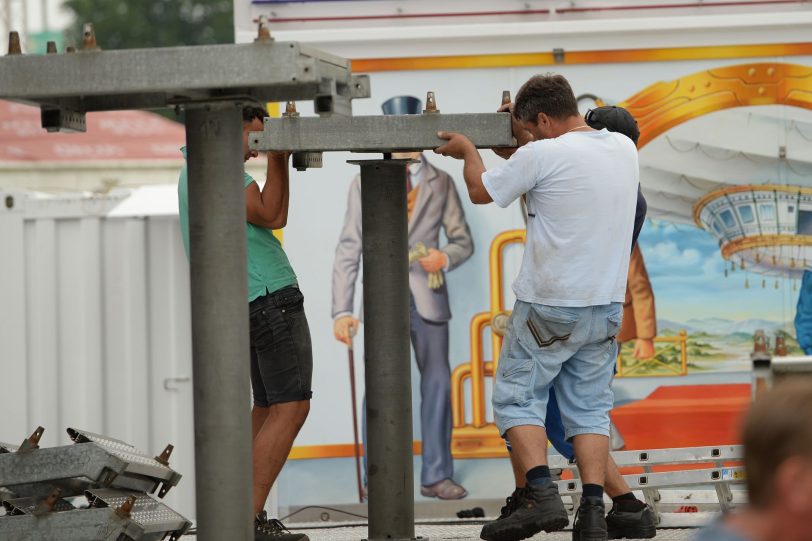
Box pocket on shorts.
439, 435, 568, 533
250, 309, 278, 351
277, 288, 305, 315
522, 305, 579, 350
493, 357, 535, 406
606, 304, 623, 340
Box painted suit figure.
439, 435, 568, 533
332, 96, 474, 499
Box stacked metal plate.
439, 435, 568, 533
0, 427, 190, 540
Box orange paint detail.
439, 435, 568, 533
621, 63, 812, 148
289, 441, 422, 460
720, 234, 812, 260
352, 43, 812, 74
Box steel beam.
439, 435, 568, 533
353, 159, 415, 541
251, 112, 515, 153
185, 105, 253, 541
0, 41, 369, 122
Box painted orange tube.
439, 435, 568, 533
488, 230, 526, 371
451, 312, 492, 428
470, 313, 492, 428
450, 364, 469, 428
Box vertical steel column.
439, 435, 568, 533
185, 104, 253, 541
353, 159, 415, 541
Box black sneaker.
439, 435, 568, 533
606, 501, 657, 539
572, 497, 607, 541
497, 487, 527, 520
480, 483, 569, 541
255, 511, 310, 541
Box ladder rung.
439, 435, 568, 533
548, 445, 743, 470
557, 466, 745, 494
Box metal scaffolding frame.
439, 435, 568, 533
0, 25, 513, 541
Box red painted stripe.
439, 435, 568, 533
266, 9, 550, 24
558, 0, 803, 13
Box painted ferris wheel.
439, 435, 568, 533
615, 62, 812, 286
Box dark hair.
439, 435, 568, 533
242, 106, 269, 123
743, 380, 812, 507
585, 106, 640, 145
513, 74, 579, 123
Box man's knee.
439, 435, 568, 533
272, 399, 310, 428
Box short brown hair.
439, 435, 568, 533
242, 105, 268, 124
513, 74, 579, 123
743, 379, 812, 507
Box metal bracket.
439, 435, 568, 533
41, 108, 87, 133
18, 427, 44, 453
154, 445, 174, 467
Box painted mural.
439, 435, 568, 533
265, 56, 812, 507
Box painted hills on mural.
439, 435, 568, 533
618, 316, 799, 376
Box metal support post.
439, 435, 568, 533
354, 159, 415, 541
185, 104, 252, 541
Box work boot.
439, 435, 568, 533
480, 483, 568, 541
497, 487, 527, 520
255, 511, 310, 541
606, 500, 657, 539
572, 496, 607, 541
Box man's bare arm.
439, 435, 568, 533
245, 152, 290, 229
435, 132, 492, 205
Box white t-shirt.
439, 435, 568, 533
482, 129, 639, 307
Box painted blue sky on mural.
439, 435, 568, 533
638, 219, 796, 327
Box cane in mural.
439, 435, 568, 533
331, 95, 474, 499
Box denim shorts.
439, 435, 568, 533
248, 286, 314, 407
492, 300, 622, 440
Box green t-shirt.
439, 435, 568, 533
177, 147, 297, 302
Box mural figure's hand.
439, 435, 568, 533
419, 249, 448, 273
633, 338, 656, 360
435, 132, 476, 160
334, 316, 360, 346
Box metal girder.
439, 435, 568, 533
0, 498, 189, 541
86, 488, 191, 539
0, 440, 181, 498
0, 41, 369, 129
66, 429, 182, 497
250, 112, 515, 153
0, 508, 131, 541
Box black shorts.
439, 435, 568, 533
248, 286, 313, 407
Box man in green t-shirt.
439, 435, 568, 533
178, 106, 311, 541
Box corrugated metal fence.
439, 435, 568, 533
0, 190, 197, 519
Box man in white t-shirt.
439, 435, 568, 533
435, 74, 638, 541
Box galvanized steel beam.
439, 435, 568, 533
251, 112, 515, 153
0, 41, 369, 129
0, 441, 180, 498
